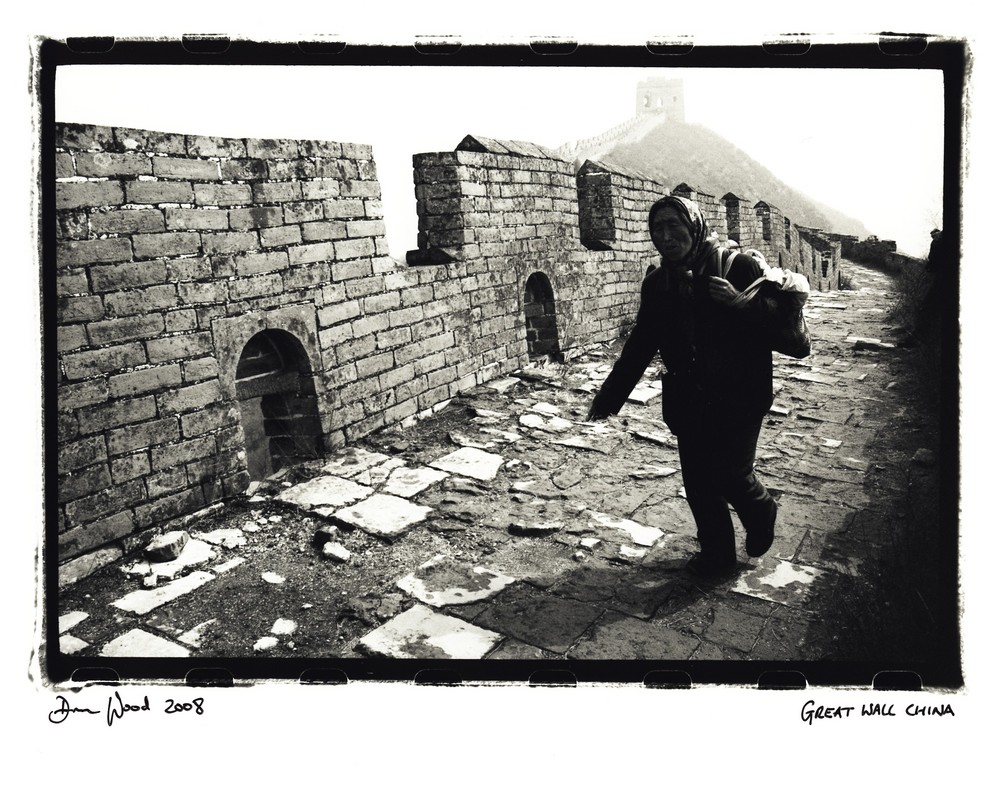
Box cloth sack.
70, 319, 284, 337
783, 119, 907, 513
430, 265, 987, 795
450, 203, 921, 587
719, 249, 812, 359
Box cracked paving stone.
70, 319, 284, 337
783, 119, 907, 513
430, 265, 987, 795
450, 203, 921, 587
276, 475, 374, 515
519, 413, 575, 433
333, 493, 433, 539
101, 628, 192, 657
568, 610, 699, 660
357, 604, 503, 659
586, 511, 664, 547
472, 583, 604, 654
194, 528, 247, 549
429, 447, 506, 481
382, 466, 449, 498
486, 639, 562, 660
731, 558, 831, 608
112, 571, 216, 615
396, 554, 516, 606
147, 538, 216, 579
626, 382, 662, 405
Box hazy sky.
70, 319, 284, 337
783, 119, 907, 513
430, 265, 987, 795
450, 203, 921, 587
55, 64, 944, 258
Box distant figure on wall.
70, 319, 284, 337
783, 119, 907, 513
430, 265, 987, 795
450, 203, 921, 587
585, 196, 781, 580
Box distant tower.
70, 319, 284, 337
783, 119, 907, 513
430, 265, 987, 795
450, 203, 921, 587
636, 77, 685, 122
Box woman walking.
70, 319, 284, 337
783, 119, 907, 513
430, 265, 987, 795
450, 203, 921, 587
587, 195, 779, 579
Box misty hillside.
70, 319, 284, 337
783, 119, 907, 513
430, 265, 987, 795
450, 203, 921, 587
601, 119, 869, 239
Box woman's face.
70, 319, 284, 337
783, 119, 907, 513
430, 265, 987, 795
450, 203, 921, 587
650, 205, 694, 263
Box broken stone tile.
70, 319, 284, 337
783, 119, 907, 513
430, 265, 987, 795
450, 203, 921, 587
271, 618, 297, 635
449, 430, 497, 449
357, 604, 502, 658
178, 619, 217, 648
60, 635, 89, 654
322, 447, 392, 478
769, 405, 791, 416
789, 372, 840, 385
429, 447, 505, 481
382, 466, 448, 498
486, 377, 520, 393
482, 428, 523, 444
194, 528, 247, 549
530, 401, 562, 416
112, 571, 215, 615
509, 518, 564, 536
322, 541, 352, 562
352, 457, 408, 486
59, 610, 89, 634
253, 636, 279, 652
554, 435, 617, 454
568, 611, 699, 660
396, 554, 516, 606
587, 511, 664, 547
626, 383, 662, 405
276, 475, 373, 515
149, 538, 216, 579
262, 572, 286, 584
333, 493, 433, 539
242, 521, 261, 532
629, 427, 674, 446
615, 544, 646, 561
630, 465, 678, 480
211, 556, 245, 574
731, 559, 828, 608
519, 413, 575, 433
101, 629, 191, 657
820, 438, 843, 448
145, 530, 189, 562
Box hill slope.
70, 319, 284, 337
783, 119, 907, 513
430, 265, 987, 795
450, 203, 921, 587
601, 119, 869, 239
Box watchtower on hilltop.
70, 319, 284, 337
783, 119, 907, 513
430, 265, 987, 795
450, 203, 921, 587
636, 77, 685, 122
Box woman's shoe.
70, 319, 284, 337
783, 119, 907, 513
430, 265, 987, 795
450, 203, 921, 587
746, 500, 778, 557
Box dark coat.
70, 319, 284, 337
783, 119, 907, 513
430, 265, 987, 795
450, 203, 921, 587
589, 249, 774, 432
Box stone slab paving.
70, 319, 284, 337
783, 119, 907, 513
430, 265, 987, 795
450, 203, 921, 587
396, 554, 516, 606
333, 493, 433, 539
428, 447, 506, 481
382, 466, 449, 498
357, 604, 503, 658
276, 475, 373, 515
100, 628, 191, 657
731, 558, 829, 608
56, 260, 931, 672
111, 571, 216, 615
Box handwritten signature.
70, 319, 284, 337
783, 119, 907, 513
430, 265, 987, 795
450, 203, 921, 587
48, 692, 204, 726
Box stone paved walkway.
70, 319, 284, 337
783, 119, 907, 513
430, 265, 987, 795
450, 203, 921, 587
55, 260, 941, 680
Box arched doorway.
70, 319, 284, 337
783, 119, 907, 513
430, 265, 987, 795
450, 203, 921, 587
523, 272, 561, 361
235, 329, 323, 480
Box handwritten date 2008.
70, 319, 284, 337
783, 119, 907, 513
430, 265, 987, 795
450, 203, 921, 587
48, 691, 204, 726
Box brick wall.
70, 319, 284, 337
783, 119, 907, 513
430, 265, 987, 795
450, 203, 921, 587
53, 123, 849, 579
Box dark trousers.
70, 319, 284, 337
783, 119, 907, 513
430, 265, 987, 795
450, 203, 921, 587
676, 412, 775, 564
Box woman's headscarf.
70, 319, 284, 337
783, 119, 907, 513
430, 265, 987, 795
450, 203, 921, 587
648, 195, 720, 272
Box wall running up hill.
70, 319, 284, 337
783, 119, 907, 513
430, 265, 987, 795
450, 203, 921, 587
53, 123, 841, 583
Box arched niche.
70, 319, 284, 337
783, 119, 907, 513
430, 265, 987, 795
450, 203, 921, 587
235, 329, 323, 480
523, 271, 562, 362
